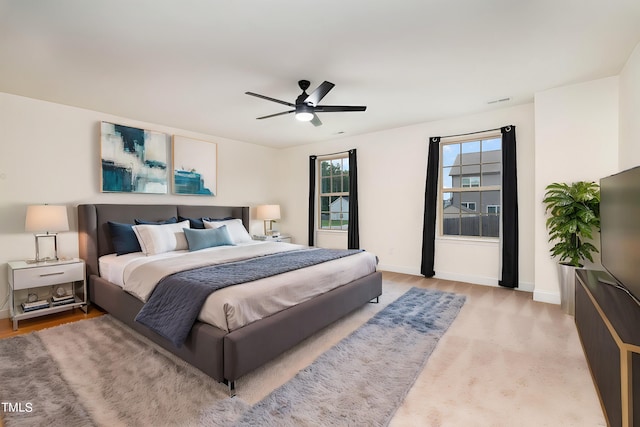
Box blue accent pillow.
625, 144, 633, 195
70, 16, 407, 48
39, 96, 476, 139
134, 217, 178, 225
183, 226, 235, 251
178, 216, 211, 229
108, 221, 142, 255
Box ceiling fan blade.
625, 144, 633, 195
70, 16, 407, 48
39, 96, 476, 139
310, 114, 322, 127
304, 81, 335, 106
315, 105, 367, 112
245, 92, 295, 107
256, 110, 295, 120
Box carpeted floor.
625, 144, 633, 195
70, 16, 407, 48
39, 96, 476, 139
0, 272, 607, 426
0, 285, 464, 426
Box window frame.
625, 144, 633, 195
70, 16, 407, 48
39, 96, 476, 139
438, 134, 502, 240
317, 154, 350, 232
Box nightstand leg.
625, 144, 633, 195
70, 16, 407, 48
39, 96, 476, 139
13, 318, 18, 331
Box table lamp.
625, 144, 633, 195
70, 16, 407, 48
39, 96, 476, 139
256, 204, 281, 236
25, 204, 69, 263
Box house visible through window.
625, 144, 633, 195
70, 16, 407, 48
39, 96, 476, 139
440, 136, 502, 238
319, 155, 349, 230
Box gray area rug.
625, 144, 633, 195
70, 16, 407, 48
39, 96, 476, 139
0, 287, 465, 426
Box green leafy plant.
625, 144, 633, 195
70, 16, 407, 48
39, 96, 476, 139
543, 181, 600, 267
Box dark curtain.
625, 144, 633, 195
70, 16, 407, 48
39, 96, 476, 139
420, 137, 440, 277
499, 126, 519, 288
347, 149, 359, 249
308, 155, 317, 246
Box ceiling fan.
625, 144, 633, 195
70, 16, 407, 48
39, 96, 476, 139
245, 80, 367, 127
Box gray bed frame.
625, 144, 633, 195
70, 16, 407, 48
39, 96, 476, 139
77, 203, 382, 395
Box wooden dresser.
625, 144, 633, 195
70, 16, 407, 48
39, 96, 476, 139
575, 269, 640, 427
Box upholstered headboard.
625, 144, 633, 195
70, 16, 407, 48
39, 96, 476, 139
77, 204, 250, 278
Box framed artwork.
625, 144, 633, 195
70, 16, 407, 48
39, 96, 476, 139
172, 135, 217, 196
100, 122, 169, 193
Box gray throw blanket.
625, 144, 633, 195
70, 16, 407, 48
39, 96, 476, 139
135, 248, 363, 347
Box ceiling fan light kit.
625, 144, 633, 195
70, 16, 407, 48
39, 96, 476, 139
246, 80, 366, 127
295, 104, 314, 122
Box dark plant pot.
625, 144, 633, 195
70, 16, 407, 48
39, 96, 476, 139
557, 263, 579, 316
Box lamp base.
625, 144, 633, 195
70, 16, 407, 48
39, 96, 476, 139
32, 233, 59, 264
263, 219, 277, 236
25, 257, 59, 264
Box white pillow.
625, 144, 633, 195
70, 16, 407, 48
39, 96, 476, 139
204, 218, 252, 243
133, 220, 190, 255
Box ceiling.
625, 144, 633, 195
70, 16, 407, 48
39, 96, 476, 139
1, 1, 639, 148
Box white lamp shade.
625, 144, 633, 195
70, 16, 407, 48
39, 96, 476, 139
25, 205, 69, 233
256, 204, 281, 220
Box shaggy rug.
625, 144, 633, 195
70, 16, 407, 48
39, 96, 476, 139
0, 287, 465, 426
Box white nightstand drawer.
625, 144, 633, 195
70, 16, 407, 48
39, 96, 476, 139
12, 262, 84, 290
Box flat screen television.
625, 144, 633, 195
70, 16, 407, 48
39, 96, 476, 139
600, 165, 640, 305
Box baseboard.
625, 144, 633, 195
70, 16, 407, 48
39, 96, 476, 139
534, 289, 561, 305
377, 265, 534, 292
434, 271, 499, 288
376, 264, 421, 276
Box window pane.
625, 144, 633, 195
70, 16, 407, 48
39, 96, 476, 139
442, 144, 460, 168
443, 166, 459, 189
461, 191, 479, 203
461, 162, 480, 174
321, 177, 331, 193
480, 162, 501, 185
321, 161, 331, 177
343, 175, 349, 191
480, 190, 500, 213
460, 214, 480, 236
342, 158, 349, 172
443, 213, 460, 236
461, 140, 480, 156
482, 137, 501, 152
461, 173, 480, 188
482, 214, 500, 237
332, 177, 342, 192
442, 192, 453, 209
332, 159, 342, 174
320, 196, 330, 212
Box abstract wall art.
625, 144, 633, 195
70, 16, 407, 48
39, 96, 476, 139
100, 122, 170, 193
172, 135, 217, 196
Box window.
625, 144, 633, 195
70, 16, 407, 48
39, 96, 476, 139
487, 205, 500, 214
319, 155, 349, 230
440, 137, 501, 238
461, 176, 480, 188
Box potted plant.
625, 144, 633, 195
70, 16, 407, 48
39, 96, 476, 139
543, 181, 600, 315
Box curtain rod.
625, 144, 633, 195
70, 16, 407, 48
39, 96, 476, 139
310, 149, 354, 158
434, 126, 511, 141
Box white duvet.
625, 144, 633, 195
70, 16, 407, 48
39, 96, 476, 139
99, 242, 377, 332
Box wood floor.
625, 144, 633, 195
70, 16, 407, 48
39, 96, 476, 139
0, 306, 104, 340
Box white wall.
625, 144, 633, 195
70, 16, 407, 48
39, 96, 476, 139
533, 77, 619, 304
277, 103, 536, 290
619, 41, 640, 168
0, 92, 280, 319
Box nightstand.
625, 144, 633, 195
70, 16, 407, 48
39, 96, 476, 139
7, 259, 87, 330
252, 235, 292, 243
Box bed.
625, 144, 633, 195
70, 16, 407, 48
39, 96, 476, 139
77, 203, 382, 395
